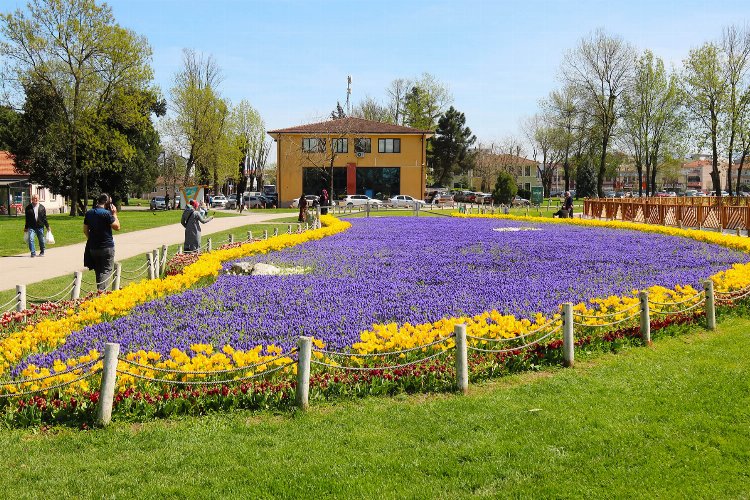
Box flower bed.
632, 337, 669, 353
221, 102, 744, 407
2, 215, 750, 425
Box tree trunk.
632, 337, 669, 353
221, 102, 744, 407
597, 135, 608, 197
70, 124, 78, 216
563, 156, 570, 191
636, 162, 643, 197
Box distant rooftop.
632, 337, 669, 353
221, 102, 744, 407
268, 117, 433, 136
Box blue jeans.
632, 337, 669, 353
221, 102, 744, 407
28, 227, 45, 255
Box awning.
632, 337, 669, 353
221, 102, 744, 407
0, 179, 28, 187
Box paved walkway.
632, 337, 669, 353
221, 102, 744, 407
0, 211, 294, 291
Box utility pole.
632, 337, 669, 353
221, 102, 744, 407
346, 75, 352, 115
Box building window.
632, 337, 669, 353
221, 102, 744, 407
524, 183, 531, 191
525, 166, 531, 177
51, 193, 57, 201
354, 138, 371, 153
378, 138, 400, 153
332, 138, 348, 153
302, 138, 325, 152
36, 187, 46, 202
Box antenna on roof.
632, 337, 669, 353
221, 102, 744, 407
346, 75, 352, 116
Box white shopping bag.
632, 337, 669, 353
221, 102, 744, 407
23, 231, 29, 244
46, 229, 56, 245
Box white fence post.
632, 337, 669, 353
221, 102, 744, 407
228, 233, 234, 244
455, 324, 468, 394
15, 284, 26, 312
639, 291, 651, 344
207, 238, 212, 252
247, 230, 253, 241
161, 244, 168, 269
562, 302, 575, 368
288, 224, 292, 234
704, 280, 716, 330
147, 252, 155, 280
296, 336, 312, 410
112, 262, 121, 291
152, 249, 160, 277
96, 342, 120, 427
178, 244, 183, 254
71, 271, 82, 300
263, 229, 268, 240
273, 227, 279, 237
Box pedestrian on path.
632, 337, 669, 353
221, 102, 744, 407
298, 193, 308, 222
182, 200, 213, 252
24, 194, 50, 258
83, 193, 121, 290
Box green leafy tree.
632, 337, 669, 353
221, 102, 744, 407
0, 106, 19, 150
562, 29, 634, 197
402, 73, 452, 130
428, 107, 476, 187
575, 160, 597, 198
1, 0, 154, 214
492, 171, 517, 205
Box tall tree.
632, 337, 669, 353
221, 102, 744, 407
721, 25, 750, 194
682, 42, 727, 196
522, 113, 565, 196
562, 29, 634, 197
544, 85, 580, 191
428, 106, 476, 187
386, 78, 409, 125
1, 0, 153, 214
169, 49, 226, 187
351, 96, 393, 123
621, 50, 682, 196
403, 73, 453, 130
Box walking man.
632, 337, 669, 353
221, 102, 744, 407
83, 193, 121, 290
24, 194, 50, 257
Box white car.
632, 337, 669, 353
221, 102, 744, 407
388, 195, 425, 208
338, 194, 383, 207
211, 195, 228, 208
290, 195, 319, 208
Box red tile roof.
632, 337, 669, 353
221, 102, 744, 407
0, 151, 23, 177
268, 117, 433, 135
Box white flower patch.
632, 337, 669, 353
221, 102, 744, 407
492, 227, 542, 232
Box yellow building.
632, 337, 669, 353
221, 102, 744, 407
268, 117, 433, 206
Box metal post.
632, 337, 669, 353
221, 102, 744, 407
704, 280, 716, 331
71, 271, 82, 300
366, 202, 370, 218
455, 324, 468, 394
639, 291, 651, 345
147, 253, 155, 280
296, 336, 312, 410
112, 262, 121, 291
96, 342, 120, 427
562, 302, 574, 368
15, 285, 26, 312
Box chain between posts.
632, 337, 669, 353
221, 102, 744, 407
116, 361, 296, 385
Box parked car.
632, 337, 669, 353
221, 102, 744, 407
211, 195, 228, 208
433, 192, 454, 205
511, 195, 530, 207
475, 193, 494, 204
149, 196, 166, 210
389, 195, 425, 208
685, 189, 698, 197
246, 195, 270, 209
337, 194, 383, 207
226, 194, 238, 209
290, 195, 320, 208
174, 195, 181, 208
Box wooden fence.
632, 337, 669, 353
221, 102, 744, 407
583, 197, 750, 231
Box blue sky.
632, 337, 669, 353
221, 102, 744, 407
6, 0, 749, 154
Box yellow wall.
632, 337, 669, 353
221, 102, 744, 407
272, 133, 427, 206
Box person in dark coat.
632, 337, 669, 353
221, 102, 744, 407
298, 194, 308, 222
83, 193, 121, 290
563, 191, 574, 218
24, 194, 50, 257
319, 189, 329, 215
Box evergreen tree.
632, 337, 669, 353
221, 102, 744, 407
493, 171, 517, 205
428, 107, 476, 187
575, 161, 597, 198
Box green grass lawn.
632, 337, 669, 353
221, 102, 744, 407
0, 315, 746, 497
0, 210, 241, 257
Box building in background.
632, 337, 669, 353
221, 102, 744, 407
268, 117, 432, 206
0, 151, 66, 215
